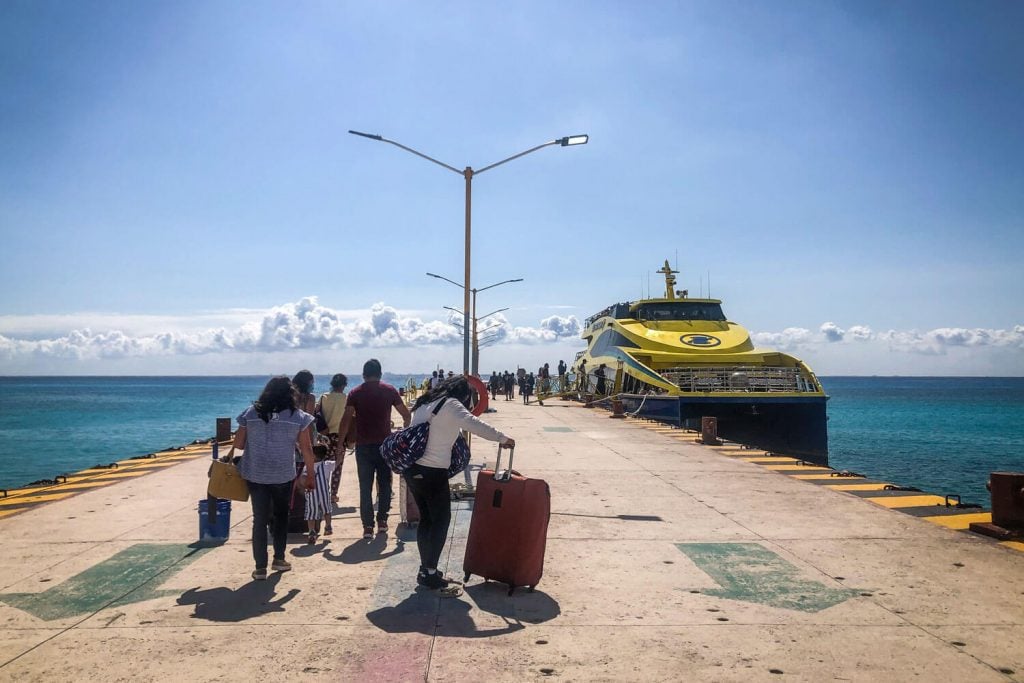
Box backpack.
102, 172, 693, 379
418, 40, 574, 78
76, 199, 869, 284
313, 398, 329, 433
380, 398, 471, 477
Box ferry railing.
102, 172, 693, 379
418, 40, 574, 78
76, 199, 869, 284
659, 366, 815, 393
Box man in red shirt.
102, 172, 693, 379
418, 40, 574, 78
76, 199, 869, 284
339, 358, 411, 539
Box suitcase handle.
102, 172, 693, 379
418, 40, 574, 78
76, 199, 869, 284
494, 443, 515, 482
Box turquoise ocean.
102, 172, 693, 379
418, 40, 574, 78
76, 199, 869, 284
1, 376, 1022, 506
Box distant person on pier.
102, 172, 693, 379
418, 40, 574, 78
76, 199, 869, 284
338, 359, 411, 540
539, 363, 551, 394
318, 373, 349, 504
503, 371, 514, 401
557, 359, 567, 390
404, 376, 514, 589
489, 371, 500, 401
430, 370, 441, 389
522, 373, 535, 404
233, 376, 315, 581
595, 363, 608, 395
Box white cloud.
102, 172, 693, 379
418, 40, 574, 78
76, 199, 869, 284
847, 325, 874, 341
878, 325, 1024, 355
820, 322, 845, 342
750, 327, 814, 350
749, 323, 1024, 357
0, 297, 580, 363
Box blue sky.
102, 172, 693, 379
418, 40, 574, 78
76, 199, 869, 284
1, 0, 1022, 376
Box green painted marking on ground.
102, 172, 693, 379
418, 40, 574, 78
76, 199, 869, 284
676, 542, 857, 613
0, 543, 209, 621
542, 426, 573, 432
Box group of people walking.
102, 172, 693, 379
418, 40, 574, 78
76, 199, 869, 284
230, 360, 513, 590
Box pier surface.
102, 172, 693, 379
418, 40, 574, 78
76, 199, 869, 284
1, 399, 1022, 681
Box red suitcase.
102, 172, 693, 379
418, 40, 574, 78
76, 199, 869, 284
399, 477, 420, 527
463, 445, 550, 594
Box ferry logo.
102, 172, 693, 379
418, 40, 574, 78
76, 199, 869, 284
680, 334, 721, 347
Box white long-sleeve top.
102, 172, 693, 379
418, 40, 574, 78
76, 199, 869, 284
410, 397, 508, 470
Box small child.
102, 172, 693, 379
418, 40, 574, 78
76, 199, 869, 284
304, 444, 336, 544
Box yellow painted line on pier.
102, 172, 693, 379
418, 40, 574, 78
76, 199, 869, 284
921, 512, 992, 530
790, 474, 863, 480
826, 483, 892, 491
865, 495, 949, 509
1001, 541, 1024, 553
0, 509, 22, 519
743, 457, 800, 464
764, 464, 832, 472
87, 471, 151, 481
0, 491, 77, 506
41, 481, 120, 491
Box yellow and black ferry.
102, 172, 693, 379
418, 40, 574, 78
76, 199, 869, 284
573, 260, 829, 465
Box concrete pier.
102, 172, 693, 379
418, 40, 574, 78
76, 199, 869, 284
1, 399, 1022, 681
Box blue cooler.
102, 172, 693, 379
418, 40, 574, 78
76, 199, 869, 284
198, 498, 232, 542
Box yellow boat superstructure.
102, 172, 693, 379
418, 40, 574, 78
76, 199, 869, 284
573, 260, 829, 463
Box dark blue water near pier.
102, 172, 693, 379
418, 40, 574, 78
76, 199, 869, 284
1, 376, 1022, 505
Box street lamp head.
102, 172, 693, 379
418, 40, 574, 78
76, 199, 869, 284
349, 130, 383, 141
559, 134, 589, 147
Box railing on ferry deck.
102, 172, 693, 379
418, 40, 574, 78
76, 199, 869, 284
659, 366, 817, 393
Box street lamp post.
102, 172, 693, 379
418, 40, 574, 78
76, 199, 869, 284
470, 278, 522, 374
429, 273, 522, 375
472, 306, 509, 375
350, 130, 588, 375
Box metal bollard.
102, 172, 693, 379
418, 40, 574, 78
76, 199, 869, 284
990, 472, 1024, 529
970, 471, 1024, 540
216, 417, 232, 443
700, 417, 720, 445
610, 399, 626, 418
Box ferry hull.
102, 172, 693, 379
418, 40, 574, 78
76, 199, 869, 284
619, 394, 829, 466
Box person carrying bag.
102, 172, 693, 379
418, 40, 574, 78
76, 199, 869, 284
395, 376, 514, 591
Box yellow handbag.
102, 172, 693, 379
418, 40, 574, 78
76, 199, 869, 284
208, 448, 249, 502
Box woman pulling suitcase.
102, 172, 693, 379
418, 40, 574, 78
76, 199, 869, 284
404, 376, 514, 589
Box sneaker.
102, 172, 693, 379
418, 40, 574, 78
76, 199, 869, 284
252, 568, 268, 581
362, 527, 374, 540
377, 521, 388, 534
271, 558, 292, 572
307, 531, 318, 545
323, 524, 333, 536
418, 570, 451, 590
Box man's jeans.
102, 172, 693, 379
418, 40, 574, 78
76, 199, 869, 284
356, 444, 392, 528
247, 480, 292, 569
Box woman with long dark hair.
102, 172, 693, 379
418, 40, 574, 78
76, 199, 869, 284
292, 370, 316, 415
232, 376, 316, 580
404, 376, 514, 589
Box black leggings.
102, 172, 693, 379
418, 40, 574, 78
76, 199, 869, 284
403, 464, 452, 571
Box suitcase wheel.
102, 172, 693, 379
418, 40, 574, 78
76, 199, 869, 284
463, 572, 471, 583
528, 585, 536, 593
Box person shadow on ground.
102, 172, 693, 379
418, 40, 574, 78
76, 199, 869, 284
176, 573, 299, 622
323, 532, 405, 564
365, 583, 560, 638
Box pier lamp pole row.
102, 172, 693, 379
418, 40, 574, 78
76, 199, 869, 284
349, 129, 588, 375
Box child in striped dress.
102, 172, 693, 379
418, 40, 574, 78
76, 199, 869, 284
304, 445, 335, 544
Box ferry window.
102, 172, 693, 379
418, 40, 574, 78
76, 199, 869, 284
635, 302, 726, 321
